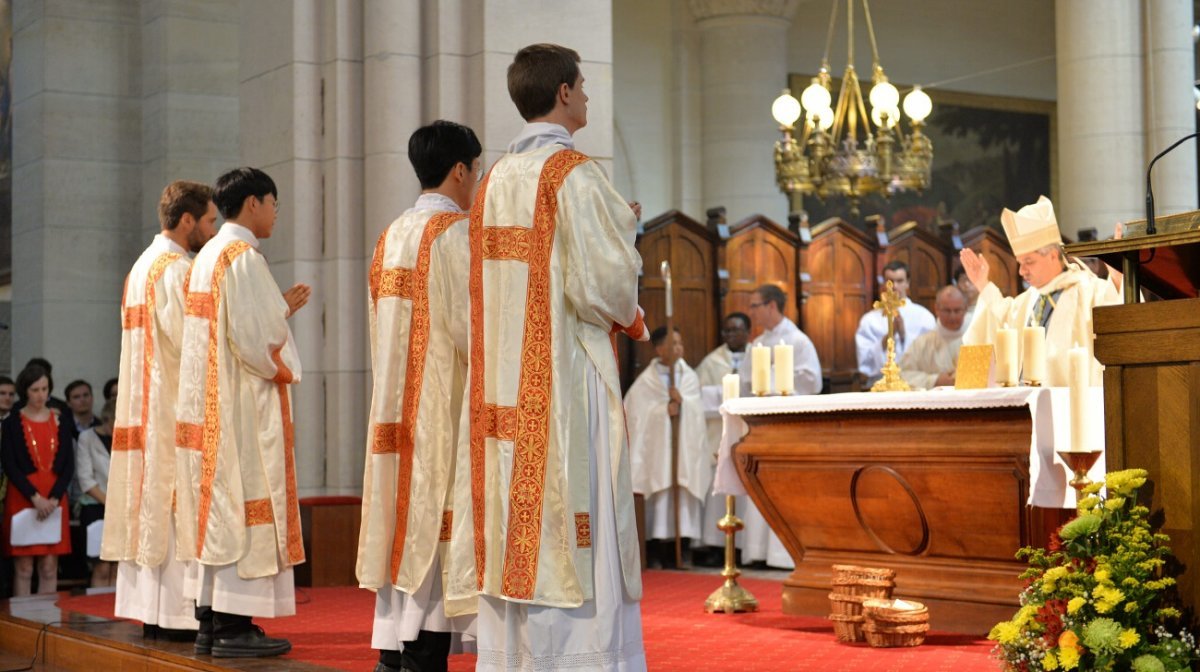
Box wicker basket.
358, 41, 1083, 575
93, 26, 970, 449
830, 576, 895, 598
863, 622, 929, 648
831, 564, 896, 583
828, 613, 866, 643
861, 598, 929, 648
828, 592, 867, 617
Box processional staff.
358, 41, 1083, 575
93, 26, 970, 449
660, 261, 684, 569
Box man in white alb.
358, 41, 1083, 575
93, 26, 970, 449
856, 260, 936, 387
899, 285, 968, 390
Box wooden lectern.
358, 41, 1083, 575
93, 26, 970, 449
1066, 210, 1200, 616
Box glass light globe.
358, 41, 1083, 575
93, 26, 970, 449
903, 86, 933, 122
801, 80, 832, 115
869, 80, 900, 111
871, 105, 900, 129
811, 106, 834, 131
771, 91, 803, 127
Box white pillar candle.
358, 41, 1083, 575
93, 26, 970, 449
995, 328, 1018, 386
751, 344, 771, 395
773, 344, 794, 395
722, 373, 740, 401
1069, 346, 1090, 452
1021, 326, 1046, 384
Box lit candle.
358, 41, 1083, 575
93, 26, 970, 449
1069, 347, 1089, 452
1021, 326, 1046, 385
995, 328, 1018, 386
773, 344, 794, 395
722, 373, 740, 401
751, 344, 771, 396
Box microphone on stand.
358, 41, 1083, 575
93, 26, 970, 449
1145, 131, 1200, 236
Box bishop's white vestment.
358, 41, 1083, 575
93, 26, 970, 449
175, 222, 303, 618
856, 301, 936, 381
446, 122, 646, 671
356, 193, 475, 650
103, 233, 199, 630
899, 324, 964, 391
623, 358, 709, 541
963, 263, 1120, 386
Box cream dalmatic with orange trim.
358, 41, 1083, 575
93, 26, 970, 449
356, 203, 471, 602
445, 143, 643, 609
102, 234, 188, 566
174, 222, 303, 580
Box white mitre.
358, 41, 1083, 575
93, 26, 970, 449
1000, 195, 1062, 256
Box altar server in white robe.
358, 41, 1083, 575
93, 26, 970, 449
737, 285, 821, 568
694, 313, 751, 555
856, 260, 937, 385
445, 43, 647, 671
960, 196, 1120, 386
624, 327, 709, 567
175, 167, 311, 659
356, 121, 479, 672
104, 181, 217, 639
900, 285, 968, 390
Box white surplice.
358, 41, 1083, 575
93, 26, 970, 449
104, 233, 199, 630
963, 263, 1120, 387
356, 193, 476, 650
448, 123, 646, 671
899, 324, 965, 391
624, 358, 708, 541
737, 317, 822, 397
175, 222, 303, 619
856, 301, 936, 380
694, 345, 747, 548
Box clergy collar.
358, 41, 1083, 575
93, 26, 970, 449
936, 321, 966, 342
154, 233, 187, 256
407, 192, 464, 215
507, 122, 575, 154
221, 222, 260, 249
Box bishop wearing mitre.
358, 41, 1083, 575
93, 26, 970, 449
960, 196, 1120, 385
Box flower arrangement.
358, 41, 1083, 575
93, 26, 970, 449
989, 469, 1200, 671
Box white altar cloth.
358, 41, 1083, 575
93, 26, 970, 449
714, 387, 1105, 509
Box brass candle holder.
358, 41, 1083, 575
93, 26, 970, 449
704, 495, 758, 614
1056, 449, 1103, 496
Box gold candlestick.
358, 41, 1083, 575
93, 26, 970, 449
1056, 450, 1103, 496
704, 495, 758, 614
870, 280, 912, 393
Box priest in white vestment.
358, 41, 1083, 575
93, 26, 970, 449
900, 286, 968, 390
624, 327, 709, 568
175, 168, 311, 659
356, 121, 479, 672
737, 285, 820, 568
960, 196, 1120, 386
953, 265, 979, 327
856, 260, 937, 386
694, 313, 750, 557
104, 181, 217, 640
445, 44, 647, 671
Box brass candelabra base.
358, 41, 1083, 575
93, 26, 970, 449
1056, 449, 1103, 497
704, 496, 758, 614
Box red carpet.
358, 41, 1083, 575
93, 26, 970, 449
56, 571, 1000, 671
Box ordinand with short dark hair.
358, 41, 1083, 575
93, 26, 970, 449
506, 43, 582, 121
408, 121, 483, 189
159, 181, 215, 231
213, 167, 278, 220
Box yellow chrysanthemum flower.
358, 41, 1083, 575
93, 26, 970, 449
1119, 628, 1140, 649
1059, 644, 1081, 670
1043, 650, 1060, 670
988, 621, 1021, 644
1067, 597, 1087, 614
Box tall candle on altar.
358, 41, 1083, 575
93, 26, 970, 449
751, 344, 771, 395
1021, 326, 1046, 385
773, 344, 794, 395
722, 373, 740, 401
1069, 347, 1090, 452
995, 328, 1018, 386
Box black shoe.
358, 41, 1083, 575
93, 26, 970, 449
194, 630, 213, 655
211, 624, 291, 658
374, 663, 403, 672
143, 623, 159, 639
157, 626, 200, 643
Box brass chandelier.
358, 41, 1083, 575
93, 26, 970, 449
772, 0, 933, 216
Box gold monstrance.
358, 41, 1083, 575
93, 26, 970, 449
870, 280, 912, 392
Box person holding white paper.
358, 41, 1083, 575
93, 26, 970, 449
0, 365, 74, 596
76, 397, 116, 587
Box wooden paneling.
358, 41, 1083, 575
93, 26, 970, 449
961, 225, 1020, 297
886, 221, 952, 313
801, 218, 877, 391
723, 215, 800, 339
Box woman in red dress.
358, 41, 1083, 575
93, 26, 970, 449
1, 365, 74, 595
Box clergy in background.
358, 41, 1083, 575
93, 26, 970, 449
175, 168, 311, 659
954, 265, 979, 325
104, 181, 217, 641
446, 43, 647, 671
900, 285, 968, 390
694, 313, 750, 560
960, 196, 1119, 386
624, 327, 709, 568
356, 121, 479, 672
856, 260, 937, 386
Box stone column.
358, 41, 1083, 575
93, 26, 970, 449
12, 0, 142, 388
1144, 0, 1197, 218
1055, 0, 1145, 238
690, 0, 798, 224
